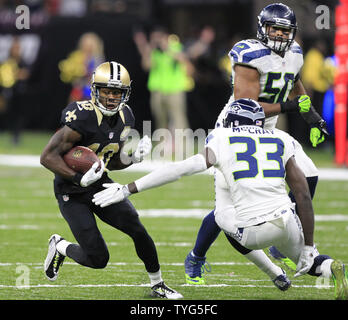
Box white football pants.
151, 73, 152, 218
216, 206, 315, 265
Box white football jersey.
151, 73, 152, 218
216, 39, 303, 130
206, 125, 295, 227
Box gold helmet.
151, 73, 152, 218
91, 61, 131, 116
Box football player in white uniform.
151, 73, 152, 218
177, 2, 329, 285
92, 99, 347, 300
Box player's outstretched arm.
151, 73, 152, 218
92, 148, 216, 207
132, 147, 215, 193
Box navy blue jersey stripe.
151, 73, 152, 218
229, 50, 239, 62
290, 46, 302, 54
242, 48, 271, 63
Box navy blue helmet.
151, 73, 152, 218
257, 3, 297, 54
223, 99, 265, 128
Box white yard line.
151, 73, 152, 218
1, 211, 347, 221
0, 261, 254, 267
1, 155, 348, 180
0, 283, 331, 289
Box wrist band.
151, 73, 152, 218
122, 185, 131, 197
280, 100, 298, 113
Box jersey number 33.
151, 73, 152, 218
229, 136, 285, 180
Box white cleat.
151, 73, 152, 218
151, 281, 183, 299
44, 234, 65, 281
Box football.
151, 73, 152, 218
63, 146, 100, 174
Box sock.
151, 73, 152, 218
56, 239, 72, 256
148, 269, 162, 287
192, 210, 221, 257
245, 250, 283, 280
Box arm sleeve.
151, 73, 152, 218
300, 105, 323, 125
135, 154, 207, 192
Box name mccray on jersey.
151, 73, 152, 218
54, 100, 134, 194
216, 39, 303, 129
206, 126, 295, 227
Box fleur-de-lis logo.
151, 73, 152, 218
72, 150, 82, 158
65, 109, 77, 123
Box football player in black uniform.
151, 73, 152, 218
40, 61, 183, 299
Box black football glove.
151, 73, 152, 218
280, 95, 311, 113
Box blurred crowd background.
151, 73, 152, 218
0, 0, 338, 149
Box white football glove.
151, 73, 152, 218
294, 245, 316, 277
80, 160, 105, 187
133, 135, 152, 163
92, 183, 131, 207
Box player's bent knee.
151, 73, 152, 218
89, 252, 109, 269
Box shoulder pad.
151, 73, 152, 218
62, 100, 95, 123
61, 100, 97, 137
232, 39, 264, 52
230, 39, 271, 65
289, 41, 303, 55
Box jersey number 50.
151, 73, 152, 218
262, 72, 294, 103
229, 136, 285, 180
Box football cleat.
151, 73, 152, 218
151, 281, 183, 299
272, 270, 291, 291
184, 251, 211, 285
331, 260, 348, 300
268, 246, 296, 272
44, 234, 65, 281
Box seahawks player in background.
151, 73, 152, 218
181, 3, 329, 285
40, 61, 183, 299
93, 99, 348, 300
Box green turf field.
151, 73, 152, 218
1, 163, 347, 300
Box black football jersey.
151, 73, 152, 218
54, 100, 135, 194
